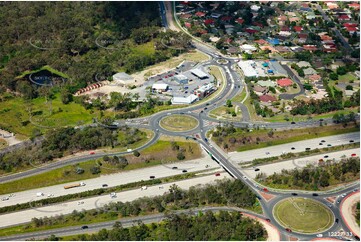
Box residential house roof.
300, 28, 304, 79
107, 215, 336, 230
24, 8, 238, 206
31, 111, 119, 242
255, 39, 269, 45
235, 18, 244, 24
253, 85, 267, 93
298, 33, 308, 39
258, 80, 276, 87
307, 74, 321, 82
277, 15, 287, 21
303, 45, 318, 51
345, 26, 358, 32
343, 23, 358, 27
204, 19, 215, 25
289, 17, 300, 22
339, 15, 351, 21
281, 26, 290, 31
303, 67, 317, 76
245, 28, 259, 34
259, 94, 277, 102
180, 13, 192, 19
277, 78, 293, 87
348, 3, 360, 10
221, 16, 232, 21
185, 22, 191, 28
275, 46, 290, 52
267, 38, 280, 45
326, 2, 338, 10
294, 26, 303, 32
297, 61, 311, 68
195, 11, 206, 17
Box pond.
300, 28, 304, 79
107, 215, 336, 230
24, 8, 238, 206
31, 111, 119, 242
28, 70, 66, 86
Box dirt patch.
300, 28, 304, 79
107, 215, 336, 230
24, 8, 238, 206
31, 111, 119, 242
326, 197, 337, 203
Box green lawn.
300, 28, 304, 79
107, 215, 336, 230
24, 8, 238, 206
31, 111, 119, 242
274, 198, 334, 233
231, 88, 247, 103
337, 73, 358, 83
160, 114, 199, 132
208, 106, 241, 121
0, 94, 96, 136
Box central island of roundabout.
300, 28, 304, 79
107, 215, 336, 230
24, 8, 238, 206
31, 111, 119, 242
159, 114, 199, 132
273, 197, 334, 234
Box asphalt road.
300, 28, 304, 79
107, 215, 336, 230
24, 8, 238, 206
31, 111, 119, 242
0, 151, 220, 207
228, 132, 360, 162
0, 173, 231, 228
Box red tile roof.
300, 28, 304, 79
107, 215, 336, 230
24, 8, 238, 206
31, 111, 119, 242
259, 95, 277, 102
235, 18, 244, 24
345, 26, 358, 32
221, 16, 232, 21
343, 23, 358, 27
198, 29, 208, 34
277, 78, 293, 87
339, 15, 351, 20
195, 11, 206, 17
303, 45, 318, 51
298, 33, 308, 39
281, 26, 290, 31
348, 3, 360, 9
245, 28, 258, 34
308, 74, 321, 81
185, 22, 191, 28
255, 39, 269, 45
253, 22, 264, 28
204, 19, 215, 25
320, 34, 333, 40
293, 26, 303, 32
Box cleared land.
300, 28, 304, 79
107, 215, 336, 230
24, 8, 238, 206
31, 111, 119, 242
273, 198, 334, 233
160, 115, 199, 132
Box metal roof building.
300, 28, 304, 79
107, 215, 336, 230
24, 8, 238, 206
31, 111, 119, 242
191, 69, 208, 79
171, 94, 199, 105
237, 61, 258, 78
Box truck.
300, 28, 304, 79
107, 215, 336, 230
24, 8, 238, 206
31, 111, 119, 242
64, 182, 86, 189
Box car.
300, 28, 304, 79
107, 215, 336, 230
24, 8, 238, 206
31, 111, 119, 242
319, 119, 324, 121
327, 144, 332, 147
265, 218, 271, 222
204, 138, 208, 142
291, 122, 296, 124
1, 197, 9, 201
291, 193, 298, 196
102, 184, 108, 188
172, 167, 178, 170
341, 193, 347, 197
316, 234, 323, 238
243, 176, 247, 179
200, 110, 204, 113
265, 152, 270, 155
110, 192, 116, 198
291, 147, 295, 150
182, 170, 187, 173
285, 228, 292, 232
164, 75, 168, 78
255, 168, 260, 172
328, 203, 332, 207
89, 151, 95, 155
206, 103, 210, 106
204, 107, 207, 110
81, 225, 89, 229
150, 176, 155, 179
321, 140, 326, 143
319, 143, 323, 145
77, 201, 84, 205
324, 155, 329, 158
353, 189, 358, 192
354, 236, 360, 241
312, 193, 318, 196
185, 91, 188, 94
335, 218, 339, 223
263, 188, 269, 192
305, 148, 311, 151
319, 159, 324, 162
351, 153, 357, 157
215, 173, 220, 176
349, 140, 354, 143
337, 200, 340, 204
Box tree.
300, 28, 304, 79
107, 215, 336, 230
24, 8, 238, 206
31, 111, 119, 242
90, 166, 101, 174
329, 72, 338, 80
226, 99, 232, 107
60, 88, 73, 104
346, 85, 353, 90
177, 152, 185, 160
133, 150, 140, 157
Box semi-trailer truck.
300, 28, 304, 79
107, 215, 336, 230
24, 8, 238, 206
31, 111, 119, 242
64, 182, 86, 189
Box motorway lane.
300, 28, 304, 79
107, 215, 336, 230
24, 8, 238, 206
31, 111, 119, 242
0, 150, 220, 207
0, 206, 265, 241
0, 131, 161, 184
228, 132, 360, 163
242, 148, 360, 179
0, 173, 231, 228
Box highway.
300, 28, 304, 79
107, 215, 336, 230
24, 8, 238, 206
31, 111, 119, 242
0, 150, 220, 206
0, 173, 231, 228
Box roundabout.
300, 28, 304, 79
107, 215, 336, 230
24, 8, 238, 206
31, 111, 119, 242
159, 114, 199, 132
273, 197, 334, 234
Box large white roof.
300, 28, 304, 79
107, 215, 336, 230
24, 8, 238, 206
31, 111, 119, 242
171, 94, 198, 104
237, 61, 258, 77
152, 83, 168, 89
191, 69, 208, 78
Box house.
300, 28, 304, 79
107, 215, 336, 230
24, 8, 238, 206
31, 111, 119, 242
339, 15, 351, 21
195, 11, 206, 17
260, 45, 277, 53
345, 90, 356, 97
191, 69, 208, 79
279, 31, 292, 37
258, 80, 276, 87
289, 17, 300, 23
204, 19, 215, 25
253, 85, 267, 95
275, 46, 291, 53
251, 4, 261, 12
343, 23, 358, 28
238, 61, 258, 78
303, 67, 317, 76
184, 22, 191, 28
240, 44, 257, 53
345, 26, 358, 34
323, 44, 338, 53
267, 38, 280, 45
235, 18, 244, 24
348, 3, 360, 10
303, 45, 318, 52
179, 13, 192, 20
245, 28, 259, 34
255, 39, 269, 45
210, 13, 222, 19
293, 26, 303, 32
326, 2, 338, 10
277, 15, 287, 21
259, 94, 277, 102
307, 74, 321, 82
227, 46, 239, 55
300, 7, 312, 12
277, 78, 293, 87
221, 16, 232, 22
297, 61, 311, 68
306, 12, 316, 20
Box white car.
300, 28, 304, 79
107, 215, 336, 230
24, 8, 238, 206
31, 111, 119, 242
1, 197, 9, 201
341, 193, 347, 198
316, 234, 323, 238
110, 192, 117, 198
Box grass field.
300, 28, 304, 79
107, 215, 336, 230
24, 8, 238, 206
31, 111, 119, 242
208, 106, 241, 121
231, 88, 247, 103
160, 114, 199, 132
0, 138, 7, 149
273, 198, 334, 233
0, 140, 201, 194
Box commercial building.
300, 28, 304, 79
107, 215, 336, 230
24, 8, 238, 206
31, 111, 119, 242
171, 94, 199, 105
191, 69, 208, 79
238, 60, 258, 78
152, 83, 168, 93
174, 74, 189, 84
194, 83, 215, 98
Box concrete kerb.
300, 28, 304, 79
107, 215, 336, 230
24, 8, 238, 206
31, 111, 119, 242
339, 191, 360, 237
